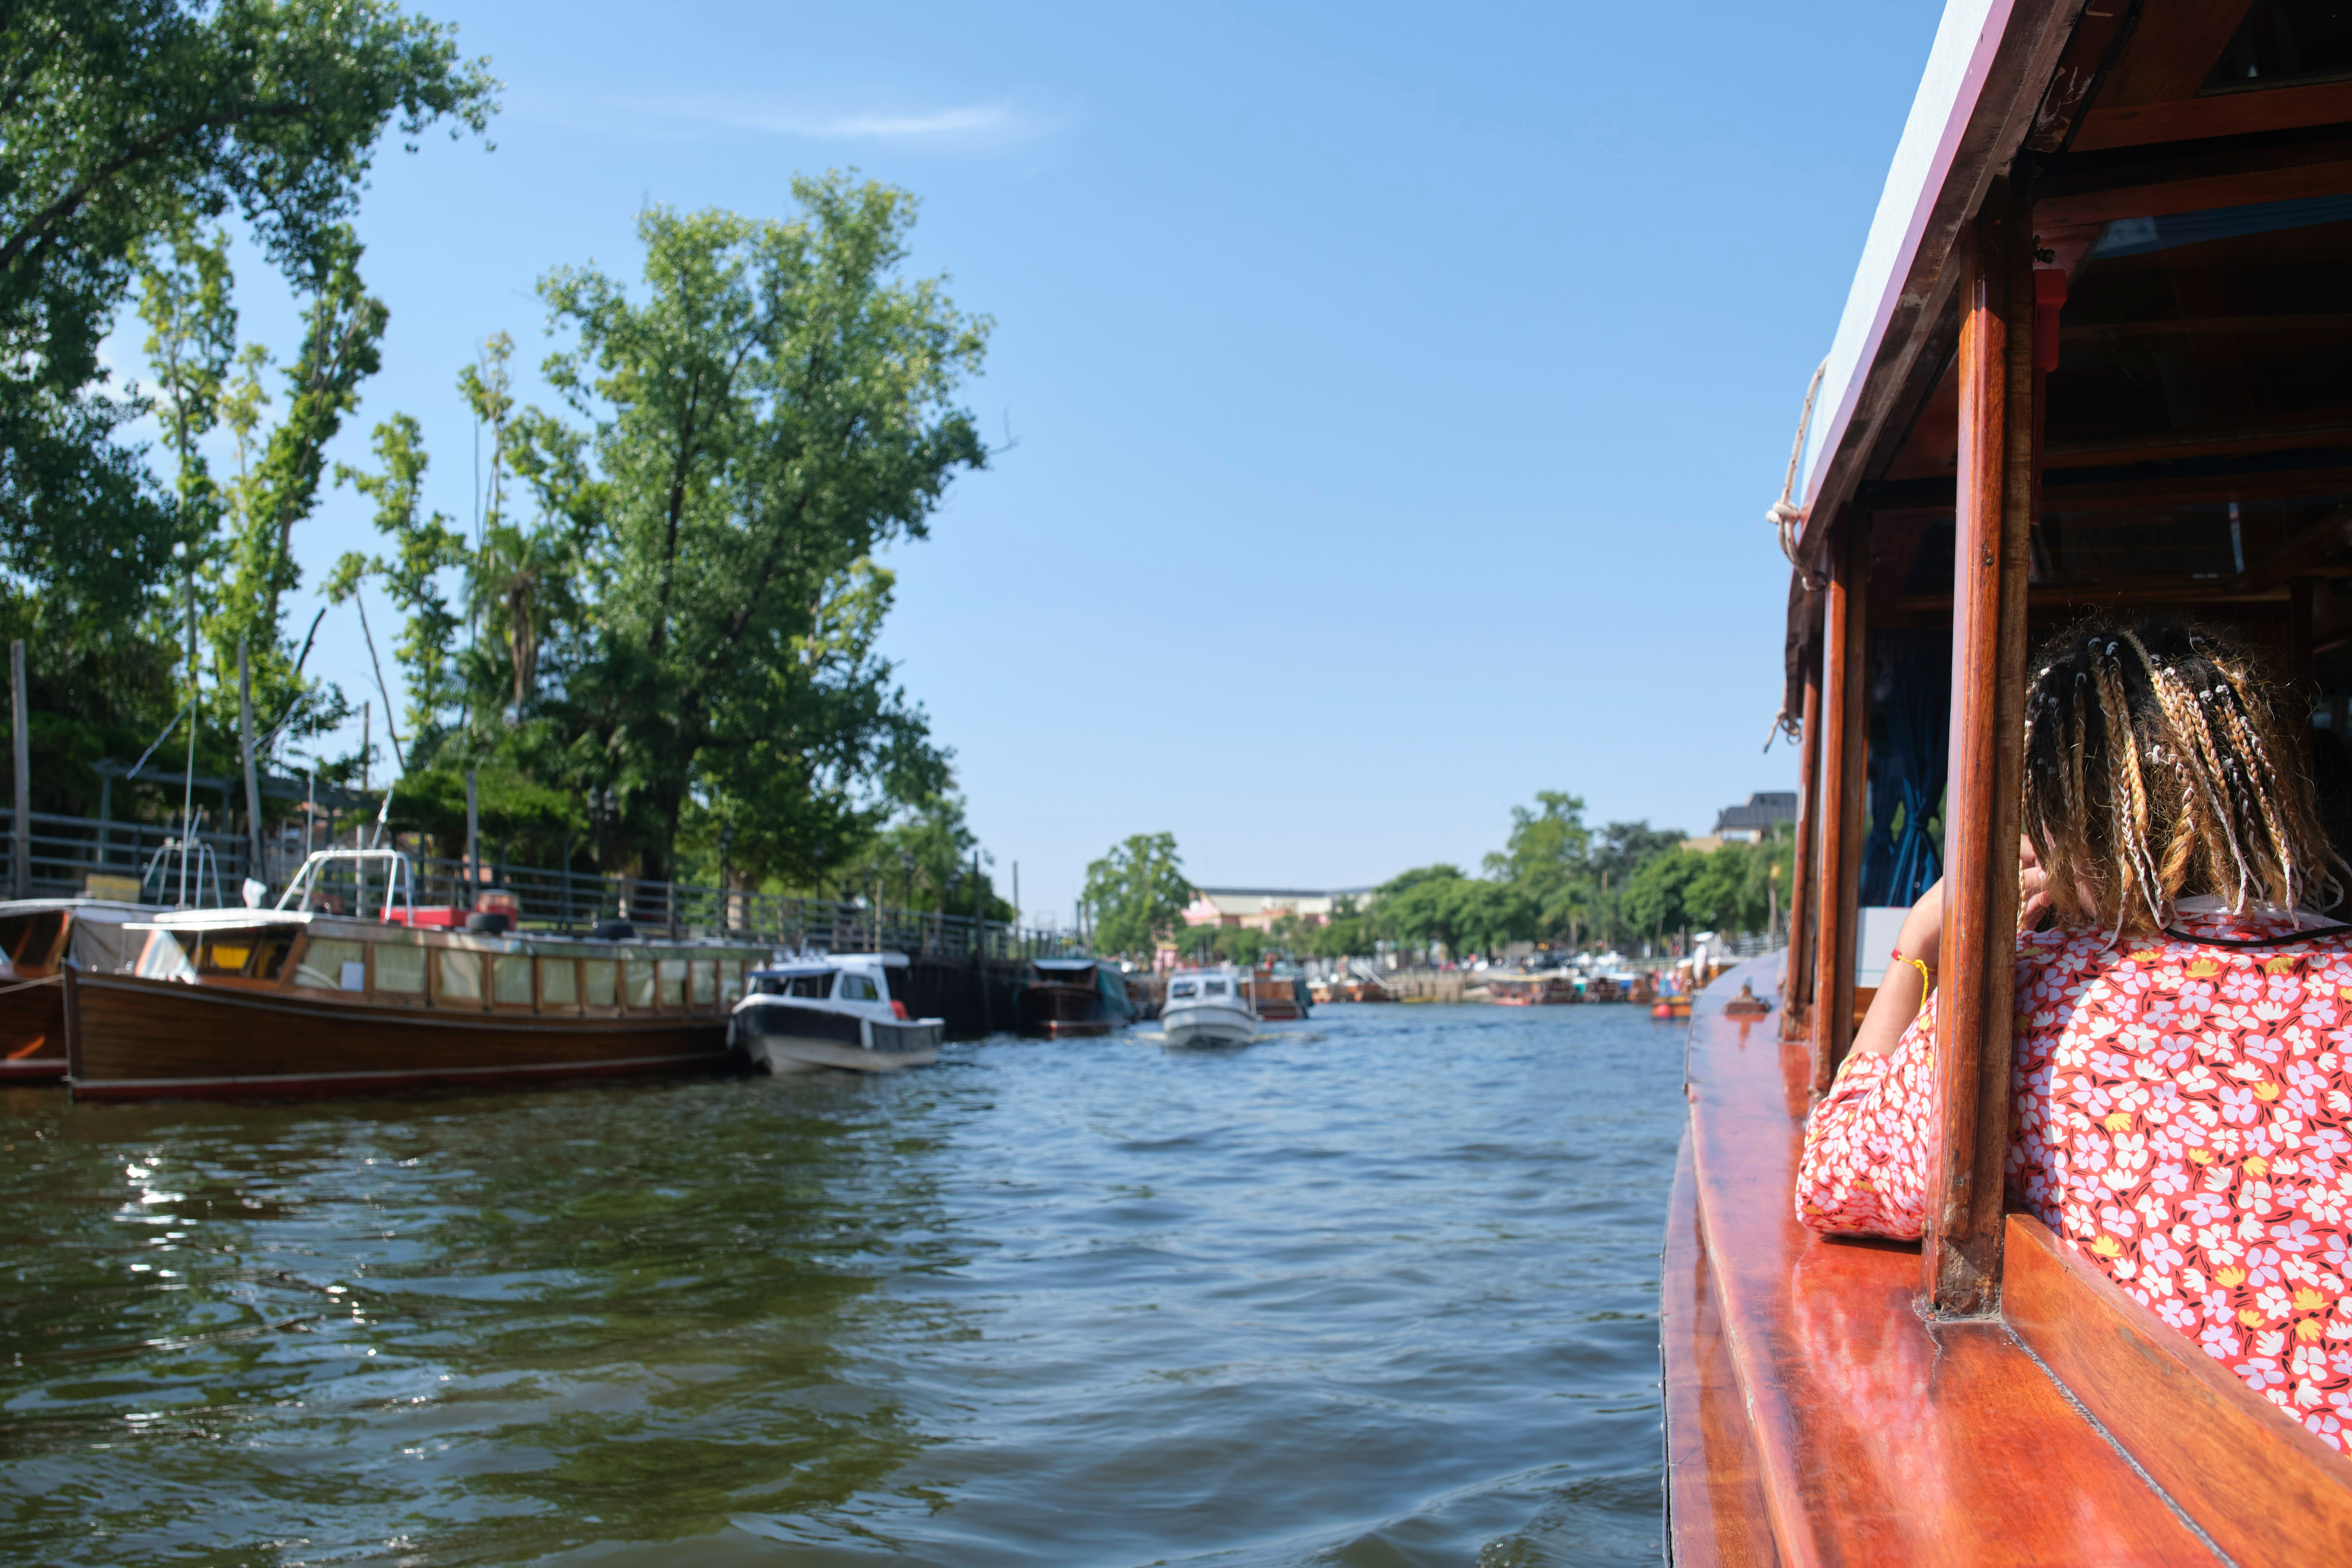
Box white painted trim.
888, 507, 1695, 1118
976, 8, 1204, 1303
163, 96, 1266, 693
1799, 0, 2017, 514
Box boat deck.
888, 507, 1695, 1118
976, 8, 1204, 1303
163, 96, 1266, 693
1667, 954, 2352, 1565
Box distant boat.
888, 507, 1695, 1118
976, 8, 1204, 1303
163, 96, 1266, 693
731, 953, 943, 1074
0, 898, 158, 1082
1018, 956, 1134, 1037
1486, 972, 1579, 1006
1161, 964, 1258, 1047
1346, 977, 1394, 1003
1243, 967, 1311, 1020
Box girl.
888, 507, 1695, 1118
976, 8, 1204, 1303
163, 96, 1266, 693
1797, 615, 2352, 1452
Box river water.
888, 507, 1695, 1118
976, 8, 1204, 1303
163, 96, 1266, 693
2, 1001, 1686, 1566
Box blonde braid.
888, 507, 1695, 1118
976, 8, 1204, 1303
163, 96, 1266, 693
2212, 661, 2303, 910
2093, 647, 2163, 936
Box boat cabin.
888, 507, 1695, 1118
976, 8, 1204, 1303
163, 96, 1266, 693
1675, 1, 2352, 1561
744, 952, 906, 1011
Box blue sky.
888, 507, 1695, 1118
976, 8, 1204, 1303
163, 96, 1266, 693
127, 1, 1944, 927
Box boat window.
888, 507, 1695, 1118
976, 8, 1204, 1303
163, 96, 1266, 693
135, 930, 196, 982
493, 954, 533, 1006
295, 938, 368, 992
838, 973, 877, 1001
541, 958, 579, 1008
1204, 979, 1228, 996
690, 959, 715, 1006
658, 959, 685, 1008
1170, 980, 1197, 998
789, 973, 830, 998
438, 949, 483, 1004
624, 959, 656, 1008
376, 942, 425, 995
584, 959, 617, 1007
0, 910, 64, 970
197, 930, 290, 979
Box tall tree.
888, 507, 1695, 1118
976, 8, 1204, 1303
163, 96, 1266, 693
329, 413, 468, 752
0, 0, 495, 627
1081, 832, 1191, 958
510, 182, 990, 880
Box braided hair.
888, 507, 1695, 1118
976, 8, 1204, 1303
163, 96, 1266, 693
2020, 614, 2345, 938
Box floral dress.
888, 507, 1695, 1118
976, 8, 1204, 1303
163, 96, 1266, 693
1796, 901, 2352, 1453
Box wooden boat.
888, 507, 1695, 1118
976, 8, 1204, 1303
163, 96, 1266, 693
1485, 972, 1578, 1006
1242, 969, 1310, 1020
0, 898, 156, 1082
63, 849, 770, 1100
1344, 978, 1394, 1003
730, 953, 943, 1074
1017, 956, 1133, 1037
1670, 2, 2352, 1558
1650, 995, 1691, 1021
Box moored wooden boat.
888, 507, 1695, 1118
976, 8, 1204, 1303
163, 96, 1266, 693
1242, 969, 1310, 1020
1670, 1, 2352, 1558
0, 899, 156, 1083
64, 850, 768, 1100
1017, 956, 1133, 1037
1485, 972, 1578, 1006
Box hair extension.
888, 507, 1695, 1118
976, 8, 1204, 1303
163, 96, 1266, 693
2019, 614, 2346, 938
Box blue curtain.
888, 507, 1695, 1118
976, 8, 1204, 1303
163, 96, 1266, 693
1857, 630, 1950, 907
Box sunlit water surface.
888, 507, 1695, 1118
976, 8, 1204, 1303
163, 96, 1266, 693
1, 1002, 1685, 1566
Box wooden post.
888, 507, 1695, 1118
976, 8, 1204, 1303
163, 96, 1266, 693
1809, 513, 1868, 1093
1784, 644, 1823, 1038
1925, 188, 2036, 1316
464, 769, 479, 911
238, 637, 264, 889
10, 639, 28, 899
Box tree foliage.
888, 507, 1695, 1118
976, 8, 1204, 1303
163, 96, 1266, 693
335, 184, 989, 881
0, 0, 494, 630
1081, 832, 1191, 958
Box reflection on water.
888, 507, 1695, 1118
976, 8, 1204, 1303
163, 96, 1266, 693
0, 1002, 1683, 1566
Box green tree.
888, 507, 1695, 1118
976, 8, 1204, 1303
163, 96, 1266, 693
1484, 790, 1594, 946
493, 184, 989, 881
1377, 864, 1474, 960
0, 0, 494, 628
832, 793, 1009, 922
1081, 832, 1191, 959
1623, 847, 1704, 946
329, 413, 469, 753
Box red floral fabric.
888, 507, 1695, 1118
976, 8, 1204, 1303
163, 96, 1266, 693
1796, 905, 2352, 1454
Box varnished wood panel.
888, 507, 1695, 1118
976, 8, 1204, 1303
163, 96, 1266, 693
2075, 78, 2352, 152
2096, 0, 2258, 109
1810, 518, 1867, 1094
65, 971, 735, 1099
2005, 1213, 2352, 1564
0, 983, 65, 1080
1682, 955, 2219, 1565
1927, 190, 2034, 1317
1662, 1130, 1779, 1567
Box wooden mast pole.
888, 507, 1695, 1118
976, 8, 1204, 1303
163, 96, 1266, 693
1784, 643, 1823, 1037
1809, 513, 1868, 1094
1926, 184, 2036, 1315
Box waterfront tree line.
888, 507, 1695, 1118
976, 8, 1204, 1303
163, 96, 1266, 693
4, 1, 1006, 910
1080, 794, 1797, 964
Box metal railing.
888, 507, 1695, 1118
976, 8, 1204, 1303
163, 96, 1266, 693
0, 808, 1071, 959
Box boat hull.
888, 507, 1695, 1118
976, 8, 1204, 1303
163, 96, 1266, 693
733, 1001, 942, 1074
1161, 1001, 1257, 1048
0, 982, 66, 1081
1019, 981, 1120, 1037
63, 970, 737, 1100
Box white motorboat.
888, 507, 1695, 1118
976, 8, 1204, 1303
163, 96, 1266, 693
1159, 964, 1259, 1047
730, 952, 944, 1074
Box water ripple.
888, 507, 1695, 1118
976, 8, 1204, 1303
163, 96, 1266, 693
0, 1000, 1681, 1565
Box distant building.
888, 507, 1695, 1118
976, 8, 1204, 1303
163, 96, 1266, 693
1712, 791, 1798, 844
1182, 887, 1376, 930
